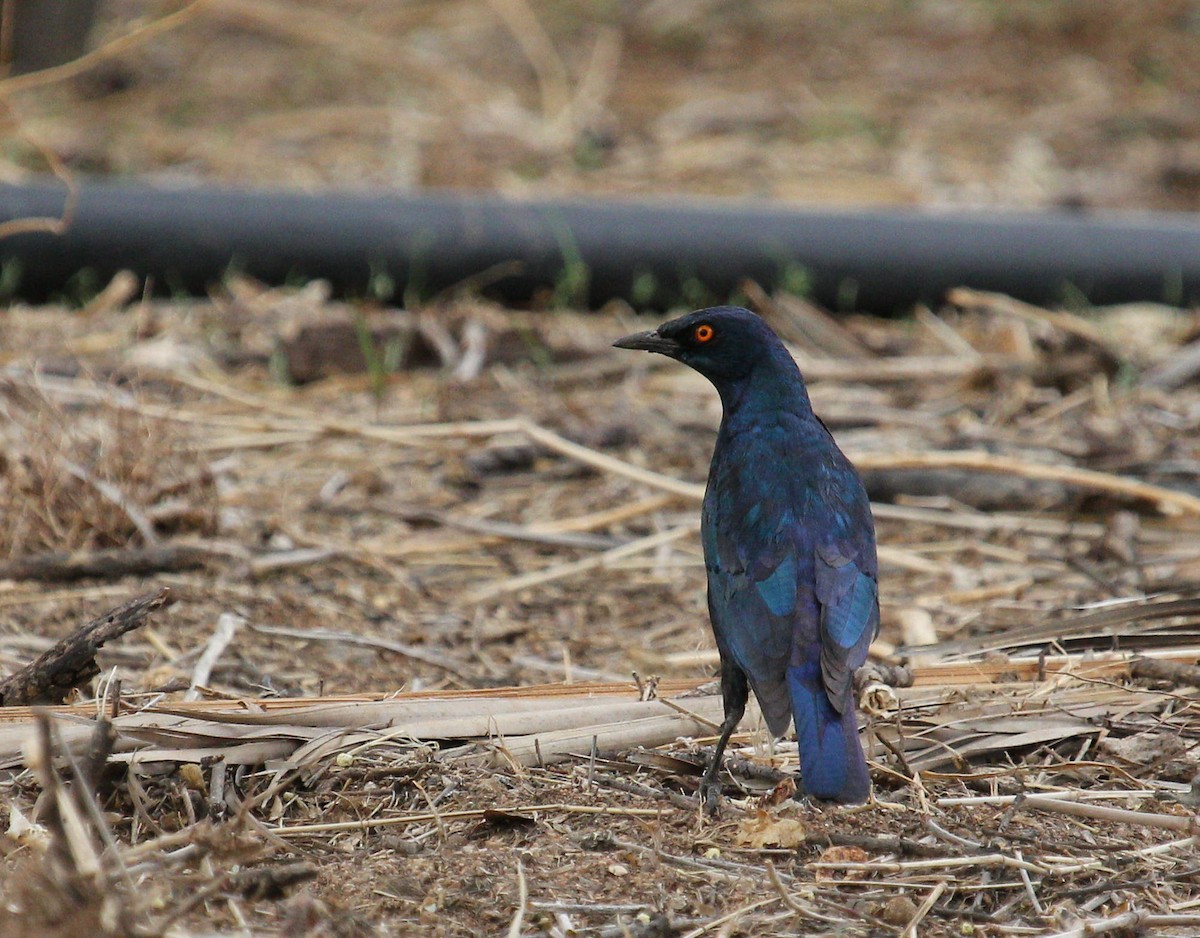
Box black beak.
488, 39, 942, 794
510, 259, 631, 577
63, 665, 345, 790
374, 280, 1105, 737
612, 329, 683, 357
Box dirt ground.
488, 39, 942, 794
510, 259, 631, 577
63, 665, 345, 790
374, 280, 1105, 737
2, 3, 1200, 937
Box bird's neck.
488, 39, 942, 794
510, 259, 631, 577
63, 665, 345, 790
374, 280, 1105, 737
716, 353, 813, 421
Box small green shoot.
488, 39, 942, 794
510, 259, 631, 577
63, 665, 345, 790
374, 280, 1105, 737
403, 231, 435, 310
1059, 280, 1090, 312
269, 342, 294, 386
630, 270, 658, 308
836, 277, 859, 312
1163, 266, 1184, 308
550, 220, 590, 309
680, 273, 715, 310
61, 267, 101, 307
515, 322, 555, 369
367, 259, 395, 304
353, 309, 392, 408
0, 257, 22, 302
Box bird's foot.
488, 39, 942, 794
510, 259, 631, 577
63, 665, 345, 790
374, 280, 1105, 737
865, 788, 904, 813
792, 781, 879, 812
699, 777, 723, 816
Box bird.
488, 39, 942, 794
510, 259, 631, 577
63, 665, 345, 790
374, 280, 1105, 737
614, 306, 878, 810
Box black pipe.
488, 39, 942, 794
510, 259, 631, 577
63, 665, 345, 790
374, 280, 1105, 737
2, 180, 1199, 312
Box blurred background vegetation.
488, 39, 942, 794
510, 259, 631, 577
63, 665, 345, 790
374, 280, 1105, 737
5, 0, 1200, 211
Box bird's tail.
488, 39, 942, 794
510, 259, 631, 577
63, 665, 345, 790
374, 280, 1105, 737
786, 662, 870, 803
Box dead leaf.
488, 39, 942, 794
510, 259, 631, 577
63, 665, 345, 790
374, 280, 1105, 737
735, 812, 807, 849
759, 777, 797, 807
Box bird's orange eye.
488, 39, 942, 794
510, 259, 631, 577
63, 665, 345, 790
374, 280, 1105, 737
694, 324, 714, 343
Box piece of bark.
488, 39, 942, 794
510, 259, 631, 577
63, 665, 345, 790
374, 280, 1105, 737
1130, 656, 1200, 688
0, 588, 173, 706
0, 545, 211, 582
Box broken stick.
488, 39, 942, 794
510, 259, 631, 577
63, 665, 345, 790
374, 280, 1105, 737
0, 545, 210, 583
0, 588, 173, 706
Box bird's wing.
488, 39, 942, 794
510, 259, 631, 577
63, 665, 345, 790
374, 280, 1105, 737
814, 542, 879, 714
703, 458, 802, 736
705, 419, 879, 730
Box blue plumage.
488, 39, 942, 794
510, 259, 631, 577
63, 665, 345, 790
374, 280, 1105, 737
614, 306, 878, 809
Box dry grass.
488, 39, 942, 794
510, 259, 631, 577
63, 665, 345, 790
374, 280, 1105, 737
0, 379, 217, 557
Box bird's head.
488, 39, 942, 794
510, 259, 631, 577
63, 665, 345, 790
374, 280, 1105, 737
613, 306, 790, 386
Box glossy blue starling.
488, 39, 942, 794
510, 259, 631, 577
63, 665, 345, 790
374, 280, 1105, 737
615, 306, 878, 810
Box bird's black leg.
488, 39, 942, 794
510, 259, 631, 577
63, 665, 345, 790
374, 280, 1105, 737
699, 661, 748, 815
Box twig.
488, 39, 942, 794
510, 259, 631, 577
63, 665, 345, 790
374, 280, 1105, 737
809, 854, 1047, 875
1013, 850, 1044, 915
247, 547, 338, 575
386, 505, 622, 550
937, 789, 1165, 808
249, 623, 473, 681
506, 858, 529, 938
531, 901, 648, 916
1043, 911, 1200, 938
485, 0, 571, 129
852, 450, 1200, 516
0, 102, 78, 239
516, 419, 704, 500
765, 860, 806, 914
656, 695, 722, 732
51, 720, 132, 887
1019, 794, 1199, 832
946, 287, 1112, 350
511, 654, 629, 683
589, 772, 695, 810
273, 803, 664, 837
869, 501, 1104, 537
607, 835, 796, 884
1142, 338, 1200, 390
922, 818, 983, 851
184, 612, 244, 701
1131, 655, 1200, 688
678, 898, 780, 938
901, 881, 948, 938
32, 714, 101, 876
78, 270, 140, 319
464, 524, 697, 603
517, 420, 1200, 522
0, 544, 211, 582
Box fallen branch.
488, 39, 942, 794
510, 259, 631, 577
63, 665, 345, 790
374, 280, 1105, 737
0, 589, 172, 706
0, 545, 210, 583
